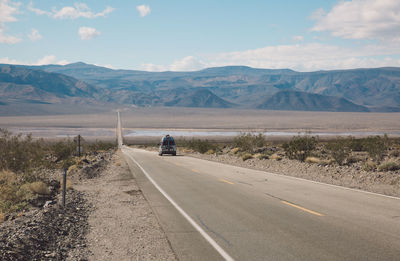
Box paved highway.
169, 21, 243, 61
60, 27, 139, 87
118, 114, 400, 260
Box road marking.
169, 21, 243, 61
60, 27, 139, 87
191, 169, 201, 174
122, 147, 234, 261
219, 179, 234, 185
174, 162, 182, 166
281, 200, 324, 217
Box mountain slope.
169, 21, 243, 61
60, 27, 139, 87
164, 88, 235, 108
257, 90, 369, 112
0, 65, 101, 104
34, 63, 400, 111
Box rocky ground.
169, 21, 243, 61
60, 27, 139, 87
74, 150, 176, 261
0, 150, 176, 260
187, 150, 400, 197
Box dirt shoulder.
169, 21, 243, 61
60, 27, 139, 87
0, 150, 176, 260
187, 151, 400, 198
74, 150, 176, 261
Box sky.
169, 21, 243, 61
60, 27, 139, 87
1, 0, 400, 72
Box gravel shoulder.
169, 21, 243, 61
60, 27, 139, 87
0, 150, 176, 260
74, 150, 176, 261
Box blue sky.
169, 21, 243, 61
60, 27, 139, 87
1, 0, 400, 71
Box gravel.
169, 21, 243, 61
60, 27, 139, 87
0, 190, 90, 261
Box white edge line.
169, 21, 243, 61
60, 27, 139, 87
128, 148, 400, 201
122, 146, 235, 261
180, 152, 400, 201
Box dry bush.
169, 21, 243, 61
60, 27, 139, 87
305, 157, 321, 164
389, 150, 400, 158
205, 149, 215, 155
363, 160, 377, 171
230, 147, 240, 154
270, 154, 282, 161
59, 178, 73, 191
241, 153, 253, 161
257, 154, 270, 160
180, 139, 217, 154
0, 212, 4, 223
326, 138, 350, 166
378, 161, 400, 171
233, 133, 266, 153
0, 170, 18, 184
29, 181, 50, 195
363, 136, 387, 161
283, 135, 317, 162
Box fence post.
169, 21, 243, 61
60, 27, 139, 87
62, 168, 67, 207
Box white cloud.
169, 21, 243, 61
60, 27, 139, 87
311, 0, 400, 41
0, 55, 69, 65
0, 0, 21, 44
28, 28, 42, 41
141, 43, 400, 72
78, 27, 101, 40
136, 5, 151, 17
28, 2, 114, 19
292, 35, 304, 42
142, 56, 205, 72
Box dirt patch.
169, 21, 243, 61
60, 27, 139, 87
74, 150, 176, 261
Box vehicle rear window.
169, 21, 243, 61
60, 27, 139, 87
162, 137, 175, 146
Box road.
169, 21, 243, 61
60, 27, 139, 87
118, 114, 400, 260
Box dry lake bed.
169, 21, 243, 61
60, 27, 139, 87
1, 107, 400, 141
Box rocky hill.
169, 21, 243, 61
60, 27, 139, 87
256, 90, 369, 112
2, 62, 400, 114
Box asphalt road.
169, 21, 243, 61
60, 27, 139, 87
121, 147, 400, 261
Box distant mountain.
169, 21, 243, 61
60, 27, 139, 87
164, 88, 235, 108
256, 90, 369, 112
2, 62, 400, 114
32, 62, 400, 111
0, 65, 101, 105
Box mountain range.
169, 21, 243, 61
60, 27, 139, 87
1, 62, 400, 115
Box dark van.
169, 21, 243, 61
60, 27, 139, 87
159, 135, 176, 156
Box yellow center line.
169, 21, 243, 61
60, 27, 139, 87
219, 179, 234, 185
281, 201, 324, 217
191, 169, 201, 174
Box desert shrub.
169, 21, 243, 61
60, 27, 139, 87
363, 136, 386, 161
283, 135, 317, 161
270, 154, 282, 161
52, 140, 75, 161
305, 157, 321, 164
181, 139, 216, 154
233, 133, 265, 153
378, 161, 400, 171
241, 153, 253, 161
348, 137, 365, 152
28, 181, 50, 195
363, 160, 377, 171
205, 149, 215, 155
346, 155, 361, 165
87, 140, 116, 152
255, 153, 269, 160
0, 129, 48, 174
326, 138, 350, 166
230, 147, 240, 154
390, 150, 400, 157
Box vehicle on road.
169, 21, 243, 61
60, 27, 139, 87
159, 135, 176, 156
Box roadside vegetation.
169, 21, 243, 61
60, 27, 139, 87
178, 132, 400, 170
0, 128, 115, 220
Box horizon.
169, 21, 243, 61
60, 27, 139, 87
2, 60, 400, 74
1, 0, 400, 72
